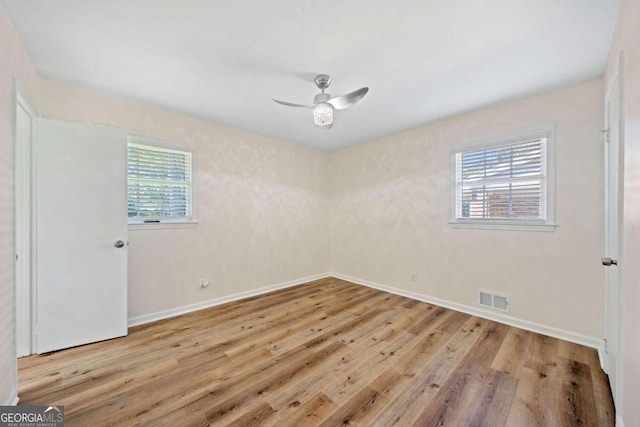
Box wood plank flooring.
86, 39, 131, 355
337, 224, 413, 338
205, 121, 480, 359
18, 277, 615, 426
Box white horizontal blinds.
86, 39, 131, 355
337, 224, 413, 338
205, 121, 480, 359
455, 138, 546, 220
127, 143, 192, 220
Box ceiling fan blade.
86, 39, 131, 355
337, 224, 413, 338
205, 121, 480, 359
273, 99, 314, 109
327, 87, 369, 110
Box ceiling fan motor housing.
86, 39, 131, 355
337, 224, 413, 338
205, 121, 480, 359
313, 93, 331, 104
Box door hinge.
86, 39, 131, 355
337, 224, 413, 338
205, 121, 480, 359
604, 338, 609, 354
601, 128, 610, 143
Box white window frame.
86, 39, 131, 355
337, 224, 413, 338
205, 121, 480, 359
127, 135, 197, 229
449, 124, 556, 232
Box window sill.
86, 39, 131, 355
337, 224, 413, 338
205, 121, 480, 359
448, 220, 557, 232
128, 221, 199, 231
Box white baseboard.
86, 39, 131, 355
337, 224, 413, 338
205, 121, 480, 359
128, 272, 332, 327
3, 388, 19, 405
331, 272, 605, 356
598, 346, 607, 371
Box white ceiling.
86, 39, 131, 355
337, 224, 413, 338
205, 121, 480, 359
2, 0, 621, 151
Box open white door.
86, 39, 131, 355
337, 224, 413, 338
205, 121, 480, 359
603, 55, 622, 403
36, 119, 128, 353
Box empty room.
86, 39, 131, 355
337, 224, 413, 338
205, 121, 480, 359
1, 1, 639, 426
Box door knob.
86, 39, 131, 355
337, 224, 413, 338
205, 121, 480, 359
602, 257, 618, 266
114, 240, 125, 248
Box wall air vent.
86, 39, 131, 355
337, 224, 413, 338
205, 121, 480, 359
478, 289, 510, 312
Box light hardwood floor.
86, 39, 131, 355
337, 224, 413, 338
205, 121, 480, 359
18, 277, 614, 426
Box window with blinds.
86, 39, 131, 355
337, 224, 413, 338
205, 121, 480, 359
127, 142, 192, 222
454, 136, 548, 223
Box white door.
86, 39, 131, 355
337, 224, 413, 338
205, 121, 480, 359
603, 56, 622, 402
36, 119, 128, 354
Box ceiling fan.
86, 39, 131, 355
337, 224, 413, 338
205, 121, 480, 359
273, 74, 369, 129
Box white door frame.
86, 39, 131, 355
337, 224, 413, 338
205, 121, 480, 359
14, 82, 37, 357
603, 52, 624, 406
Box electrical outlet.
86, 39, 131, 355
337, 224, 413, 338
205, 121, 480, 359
200, 279, 210, 289
411, 272, 417, 281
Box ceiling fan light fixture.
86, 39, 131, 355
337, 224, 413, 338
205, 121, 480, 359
273, 74, 367, 129
313, 102, 333, 127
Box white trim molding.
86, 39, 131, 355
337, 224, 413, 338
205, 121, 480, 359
14, 81, 38, 358
128, 273, 331, 327
448, 220, 557, 232
4, 388, 19, 406
128, 221, 199, 231
331, 272, 604, 358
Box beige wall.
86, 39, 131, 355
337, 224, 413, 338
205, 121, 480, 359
40, 80, 331, 319
0, 6, 40, 404
606, 0, 640, 424
331, 79, 605, 338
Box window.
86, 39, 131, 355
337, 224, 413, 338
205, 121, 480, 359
127, 141, 193, 223
451, 126, 555, 231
